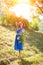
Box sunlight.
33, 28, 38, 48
9, 4, 33, 21
18, 0, 29, 3
39, 14, 43, 20
9, 0, 37, 22
12, 4, 30, 17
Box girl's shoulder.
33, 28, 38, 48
16, 28, 23, 33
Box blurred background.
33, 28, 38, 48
0, 0, 43, 65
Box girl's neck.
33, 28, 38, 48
17, 27, 22, 30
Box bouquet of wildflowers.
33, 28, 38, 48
19, 31, 29, 43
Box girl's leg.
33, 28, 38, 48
18, 50, 22, 58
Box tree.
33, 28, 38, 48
29, 0, 36, 5
3, 0, 18, 8
30, 16, 40, 31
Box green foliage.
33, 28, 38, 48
19, 31, 29, 44
19, 32, 25, 43
30, 16, 40, 31
1, 13, 30, 30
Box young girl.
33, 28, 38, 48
14, 21, 24, 59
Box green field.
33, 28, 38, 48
0, 25, 43, 65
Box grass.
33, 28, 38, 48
0, 25, 43, 65
25, 30, 43, 52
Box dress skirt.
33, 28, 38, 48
14, 34, 23, 50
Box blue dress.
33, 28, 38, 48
14, 28, 23, 50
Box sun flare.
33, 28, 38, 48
9, 3, 33, 21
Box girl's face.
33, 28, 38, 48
16, 21, 23, 29
19, 22, 23, 28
